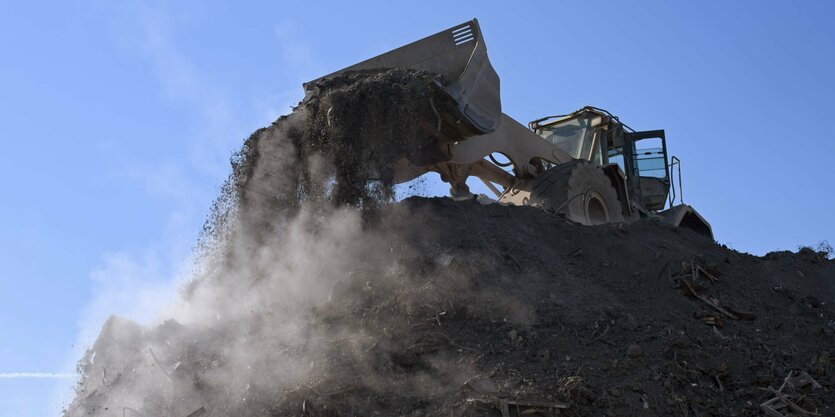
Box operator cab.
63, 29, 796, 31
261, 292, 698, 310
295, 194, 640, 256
529, 106, 672, 213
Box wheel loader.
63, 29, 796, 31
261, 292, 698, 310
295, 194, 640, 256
302, 19, 713, 239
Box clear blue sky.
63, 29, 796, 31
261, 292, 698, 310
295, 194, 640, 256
1, 1, 833, 415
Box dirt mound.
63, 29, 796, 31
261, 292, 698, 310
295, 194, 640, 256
65, 197, 834, 417
63, 69, 834, 417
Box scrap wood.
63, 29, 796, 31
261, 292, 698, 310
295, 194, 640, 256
673, 259, 719, 284
657, 260, 672, 283
480, 235, 503, 260
185, 407, 206, 417
759, 401, 787, 417
148, 348, 173, 381
467, 398, 508, 416
312, 385, 356, 397
500, 399, 510, 417
694, 294, 739, 320
695, 312, 725, 328
725, 305, 756, 321
507, 399, 569, 409
790, 371, 823, 389
691, 261, 698, 285
784, 399, 821, 416
302, 399, 322, 417
467, 397, 569, 416
480, 235, 522, 269
761, 394, 821, 417
680, 276, 739, 320
464, 377, 497, 395
680, 276, 699, 297
696, 264, 718, 283
759, 371, 822, 417
440, 333, 480, 352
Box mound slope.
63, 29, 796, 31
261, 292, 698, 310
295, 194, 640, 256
66, 197, 834, 417
64, 69, 834, 417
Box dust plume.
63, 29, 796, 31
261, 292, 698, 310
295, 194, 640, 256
63, 69, 497, 416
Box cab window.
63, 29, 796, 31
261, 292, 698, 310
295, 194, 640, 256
633, 138, 666, 178
535, 115, 595, 160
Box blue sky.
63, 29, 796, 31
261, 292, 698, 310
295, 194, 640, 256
1, 1, 833, 415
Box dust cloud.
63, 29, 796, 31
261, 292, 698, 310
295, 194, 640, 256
64, 70, 487, 416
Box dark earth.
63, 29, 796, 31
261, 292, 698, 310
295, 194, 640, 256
64, 70, 834, 417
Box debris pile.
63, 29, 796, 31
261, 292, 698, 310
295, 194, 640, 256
64, 70, 834, 417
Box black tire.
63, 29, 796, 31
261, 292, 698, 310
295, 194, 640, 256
530, 160, 625, 225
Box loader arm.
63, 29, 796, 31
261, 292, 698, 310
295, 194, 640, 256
449, 113, 574, 178
304, 19, 570, 196
387, 113, 576, 201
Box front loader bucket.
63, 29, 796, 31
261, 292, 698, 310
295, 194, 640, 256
304, 19, 501, 137
660, 204, 714, 240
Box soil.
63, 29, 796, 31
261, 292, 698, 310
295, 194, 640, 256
63, 69, 835, 417
234, 69, 442, 213
269, 199, 835, 417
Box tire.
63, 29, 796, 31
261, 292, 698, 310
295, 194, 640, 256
530, 160, 625, 225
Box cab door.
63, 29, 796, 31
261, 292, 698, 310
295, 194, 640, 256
625, 130, 670, 211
